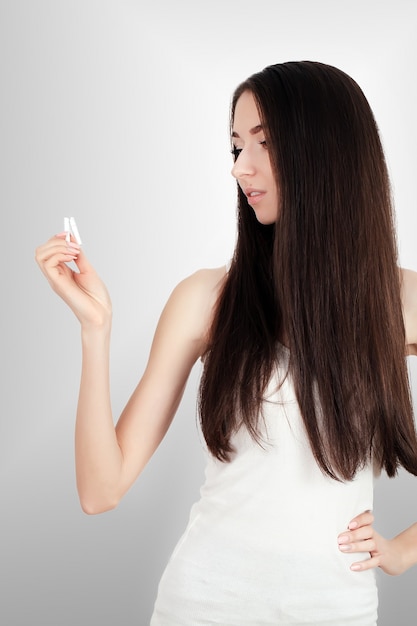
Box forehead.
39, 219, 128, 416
232, 91, 262, 134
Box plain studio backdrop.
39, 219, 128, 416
1, 1, 417, 624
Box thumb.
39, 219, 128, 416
71, 247, 95, 274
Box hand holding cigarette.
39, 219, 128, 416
35, 218, 112, 327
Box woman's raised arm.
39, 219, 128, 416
35, 234, 225, 514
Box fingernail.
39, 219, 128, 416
350, 564, 361, 571
338, 535, 349, 544
348, 521, 358, 529
339, 544, 351, 552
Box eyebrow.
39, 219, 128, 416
231, 124, 263, 138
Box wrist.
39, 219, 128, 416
81, 316, 112, 341
390, 524, 417, 574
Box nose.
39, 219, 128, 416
231, 149, 256, 180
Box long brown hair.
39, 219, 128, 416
198, 61, 417, 480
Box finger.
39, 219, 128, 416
38, 251, 80, 274
347, 510, 374, 530
36, 247, 80, 273
46, 235, 91, 273
338, 537, 377, 554
35, 233, 74, 257
36, 233, 80, 252
36, 238, 80, 263
69, 247, 94, 273
35, 245, 80, 291
350, 554, 381, 572
338, 524, 375, 544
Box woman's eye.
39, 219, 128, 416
259, 140, 267, 149
231, 146, 242, 162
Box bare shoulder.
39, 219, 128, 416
173, 266, 227, 313
177, 265, 228, 294
400, 267, 417, 354
159, 265, 228, 355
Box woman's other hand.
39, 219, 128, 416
338, 510, 408, 576
35, 233, 112, 329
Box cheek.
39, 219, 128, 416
265, 162, 278, 195
269, 187, 281, 223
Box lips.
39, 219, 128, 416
244, 187, 266, 205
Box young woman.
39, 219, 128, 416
36, 61, 417, 625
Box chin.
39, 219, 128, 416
253, 210, 279, 226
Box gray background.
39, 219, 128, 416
1, 0, 417, 624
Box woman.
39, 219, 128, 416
36, 61, 417, 625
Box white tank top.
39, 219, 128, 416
151, 346, 378, 625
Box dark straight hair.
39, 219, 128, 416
198, 61, 417, 481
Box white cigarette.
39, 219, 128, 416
64, 217, 71, 242
69, 216, 82, 245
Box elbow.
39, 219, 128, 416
76, 474, 125, 514
79, 494, 120, 516
81, 502, 117, 515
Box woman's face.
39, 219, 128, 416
231, 90, 279, 225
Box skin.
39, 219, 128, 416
35, 90, 417, 578
231, 90, 279, 225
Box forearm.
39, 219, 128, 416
75, 323, 123, 514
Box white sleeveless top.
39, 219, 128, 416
151, 347, 378, 625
